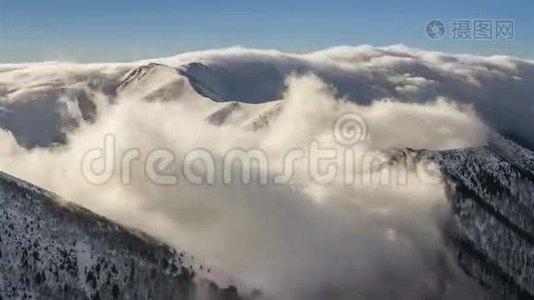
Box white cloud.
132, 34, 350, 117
2, 45, 531, 298
0, 69, 488, 299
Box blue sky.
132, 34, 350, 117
0, 0, 532, 62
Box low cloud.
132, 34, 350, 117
0, 68, 488, 299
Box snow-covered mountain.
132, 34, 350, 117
0, 170, 247, 299
430, 139, 534, 299
2, 46, 534, 299
3, 46, 534, 149
383, 134, 534, 299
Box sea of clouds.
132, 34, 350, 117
1, 45, 533, 299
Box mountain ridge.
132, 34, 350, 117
385, 136, 534, 299
2, 48, 534, 299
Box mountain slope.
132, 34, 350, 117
388, 136, 534, 299
0, 171, 241, 300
